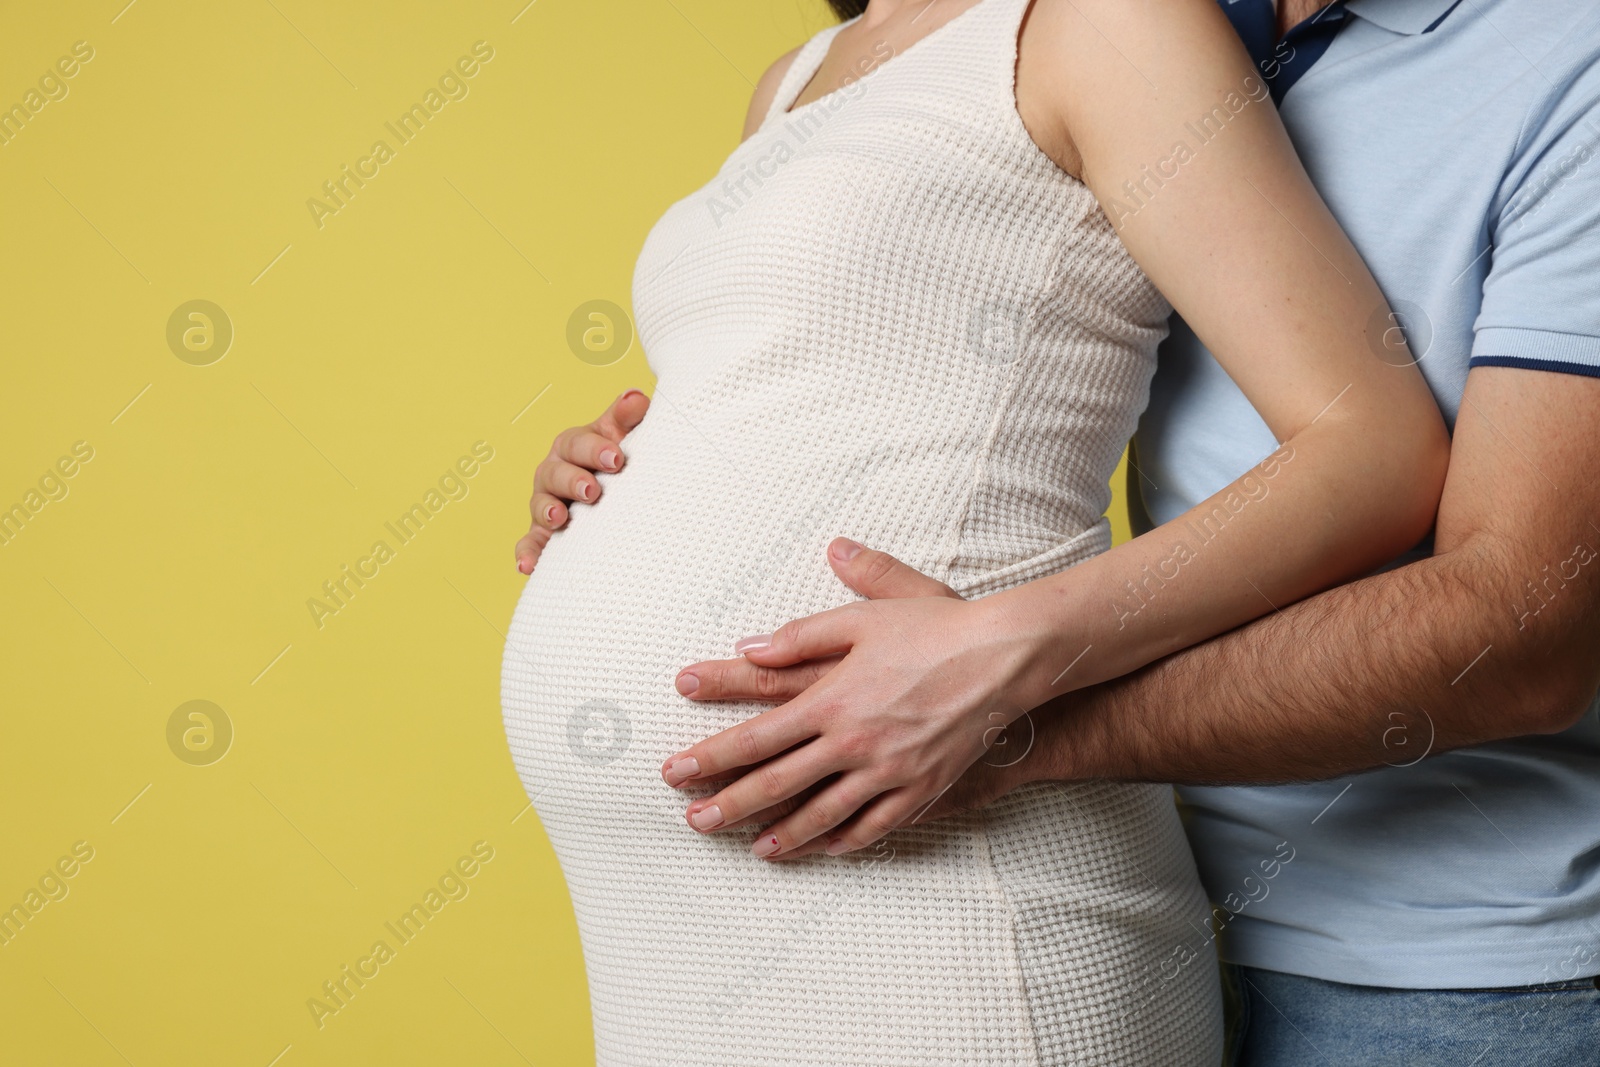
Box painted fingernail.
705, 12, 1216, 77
691, 804, 723, 830
517, 558, 531, 575
669, 756, 699, 780
621, 388, 645, 400
600, 449, 620, 470
830, 538, 863, 562
579, 481, 596, 501
826, 839, 851, 856
735, 634, 772, 655
543, 505, 558, 524
675, 672, 700, 696
752, 834, 781, 857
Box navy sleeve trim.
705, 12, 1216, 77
1469, 355, 1600, 380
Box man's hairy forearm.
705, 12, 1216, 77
1025, 533, 1598, 786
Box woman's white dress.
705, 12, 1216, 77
501, 1, 1223, 1062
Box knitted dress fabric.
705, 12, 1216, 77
501, 1, 1222, 1063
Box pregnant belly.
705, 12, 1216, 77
498, 394, 1112, 848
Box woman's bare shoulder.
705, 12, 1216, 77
1017, 0, 1259, 176
741, 45, 805, 141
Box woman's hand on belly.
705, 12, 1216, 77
514, 388, 649, 575
661, 538, 1044, 861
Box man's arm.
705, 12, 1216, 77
1003, 365, 1600, 788
674, 366, 1600, 850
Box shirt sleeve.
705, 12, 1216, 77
1471, 56, 1600, 379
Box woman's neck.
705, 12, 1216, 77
860, 0, 939, 30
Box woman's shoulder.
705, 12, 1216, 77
1017, 0, 1259, 168
741, 45, 807, 141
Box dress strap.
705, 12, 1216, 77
761, 19, 855, 127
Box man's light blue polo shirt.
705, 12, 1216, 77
1135, 0, 1600, 988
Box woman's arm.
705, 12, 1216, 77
981, 0, 1450, 706
662, 0, 1448, 858
742, 46, 802, 140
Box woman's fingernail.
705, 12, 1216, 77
830, 538, 863, 562
690, 804, 724, 830
621, 388, 645, 400
752, 834, 781, 857
675, 672, 700, 696
517, 558, 531, 575
734, 634, 772, 655
579, 482, 596, 501
670, 756, 700, 780
600, 449, 620, 470
826, 839, 851, 856
543, 505, 558, 524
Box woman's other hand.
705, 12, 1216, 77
515, 388, 649, 575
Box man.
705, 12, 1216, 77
666, 1, 1600, 1062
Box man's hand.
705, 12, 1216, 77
661, 538, 1044, 860
515, 388, 649, 575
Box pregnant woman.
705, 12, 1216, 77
504, 0, 1448, 1063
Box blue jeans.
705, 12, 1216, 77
1222, 963, 1600, 1066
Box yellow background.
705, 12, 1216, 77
0, 2, 1133, 1063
